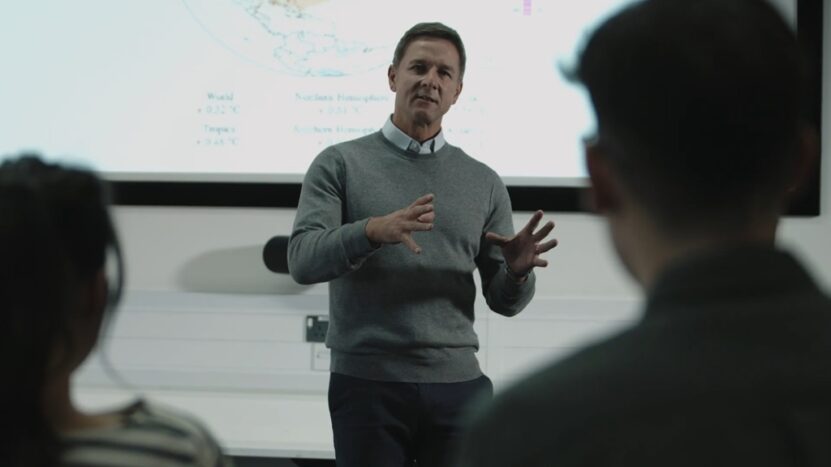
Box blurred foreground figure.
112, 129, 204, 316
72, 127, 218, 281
458, 0, 829, 465
0, 155, 233, 467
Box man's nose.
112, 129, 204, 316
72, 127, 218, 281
420, 68, 440, 88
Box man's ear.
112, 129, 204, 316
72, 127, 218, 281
451, 80, 463, 105
84, 269, 108, 322
388, 65, 397, 92
585, 144, 621, 214
65, 269, 109, 372
786, 125, 820, 200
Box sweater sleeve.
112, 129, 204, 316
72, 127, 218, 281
287, 148, 378, 284
476, 175, 536, 316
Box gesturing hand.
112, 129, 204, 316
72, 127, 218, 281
485, 210, 558, 278
365, 194, 436, 254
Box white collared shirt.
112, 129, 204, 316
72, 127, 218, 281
381, 116, 447, 154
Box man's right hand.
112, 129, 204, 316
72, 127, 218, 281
365, 193, 435, 254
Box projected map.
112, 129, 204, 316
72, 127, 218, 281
183, 0, 391, 77
4, 0, 726, 183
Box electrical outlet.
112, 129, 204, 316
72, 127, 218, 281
312, 343, 331, 371
305, 315, 329, 343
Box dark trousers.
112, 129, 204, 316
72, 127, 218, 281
328, 372, 493, 467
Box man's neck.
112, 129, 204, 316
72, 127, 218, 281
392, 115, 440, 143
43, 372, 122, 432
619, 213, 779, 291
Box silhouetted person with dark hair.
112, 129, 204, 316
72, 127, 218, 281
0, 155, 233, 467
288, 22, 557, 466
457, 0, 828, 465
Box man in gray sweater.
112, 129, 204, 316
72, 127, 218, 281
288, 22, 557, 467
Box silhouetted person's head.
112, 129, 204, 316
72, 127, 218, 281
0, 155, 123, 467
575, 0, 815, 285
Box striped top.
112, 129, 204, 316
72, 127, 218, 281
60, 399, 233, 467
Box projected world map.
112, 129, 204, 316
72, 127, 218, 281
183, 0, 392, 77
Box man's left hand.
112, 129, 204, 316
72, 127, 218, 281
485, 210, 557, 281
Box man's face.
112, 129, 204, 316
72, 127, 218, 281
388, 37, 463, 137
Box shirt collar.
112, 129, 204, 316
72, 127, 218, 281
381, 116, 447, 154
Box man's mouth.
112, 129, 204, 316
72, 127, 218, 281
415, 95, 438, 104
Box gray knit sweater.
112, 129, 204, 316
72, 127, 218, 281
288, 131, 535, 383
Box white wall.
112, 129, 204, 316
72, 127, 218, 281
79, 0, 831, 396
